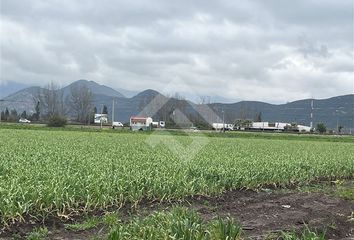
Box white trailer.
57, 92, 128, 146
212, 123, 234, 131
249, 122, 312, 132
152, 121, 165, 128
249, 122, 289, 131
297, 125, 312, 132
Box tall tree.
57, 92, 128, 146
9, 109, 18, 122
69, 84, 93, 123
37, 82, 66, 118
33, 100, 40, 121
21, 110, 27, 119
4, 108, 9, 121
255, 111, 262, 122
239, 103, 250, 120
102, 105, 108, 114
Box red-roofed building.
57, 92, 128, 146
130, 116, 153, 131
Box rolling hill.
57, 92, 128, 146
0, 80, 353, 132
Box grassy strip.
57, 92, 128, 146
1, 122, 353, 143
21, 207, 328, 240
107, 207, 242, 240
287, 180, 354, 201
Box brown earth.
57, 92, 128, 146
1, 189, 353, 240
192, 190, 353, 239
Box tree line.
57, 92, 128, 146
0, 82, 108, 124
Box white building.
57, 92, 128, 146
94, 114, 108, 124
130, 116, 153, 131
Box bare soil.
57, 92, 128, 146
1, 188, 353, 239
192, 190, 353, 239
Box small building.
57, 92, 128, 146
94, 114, 108, 124
130, 116, 153, 131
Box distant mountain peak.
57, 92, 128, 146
135, 89, 161, 97
63, 79, 125, 98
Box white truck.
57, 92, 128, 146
152, 121, 166, 128
212, 123, 234, 131
112, 121, 124, 128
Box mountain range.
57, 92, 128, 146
1, 79, 353, 132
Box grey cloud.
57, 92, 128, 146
0, 0, 353, 103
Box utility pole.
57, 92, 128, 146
112, 98, 115, 127
0, 99, 4, 123
335, 109, 339, 133
100, 104, 103, 129
222, 108, 225, 132
0, 106, 2, 123
310, 98, 314, 129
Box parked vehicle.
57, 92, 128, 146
159, 121, 165, 128
19, 118, 31, 123
152, 121, 166, 128
212, 123, 234, 131
112, 121, 124, 128
248, 122, 312, 132
190, 126, 199, 132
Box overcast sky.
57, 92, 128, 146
0, 0, 353, 103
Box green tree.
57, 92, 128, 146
4, 108, 9, 120
102, 105, 108, 114
9, 109, 18, 122
316, 123, 326, 134
47, 115, 67, 127
90, 107, 97, 124
21, 110, 27, 119
255, 112, 262, 122
34, 101, 40, 121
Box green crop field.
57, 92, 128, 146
0, 128, 354, 226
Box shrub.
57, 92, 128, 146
47, 115, 67, 127
316, 123, 326, 134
